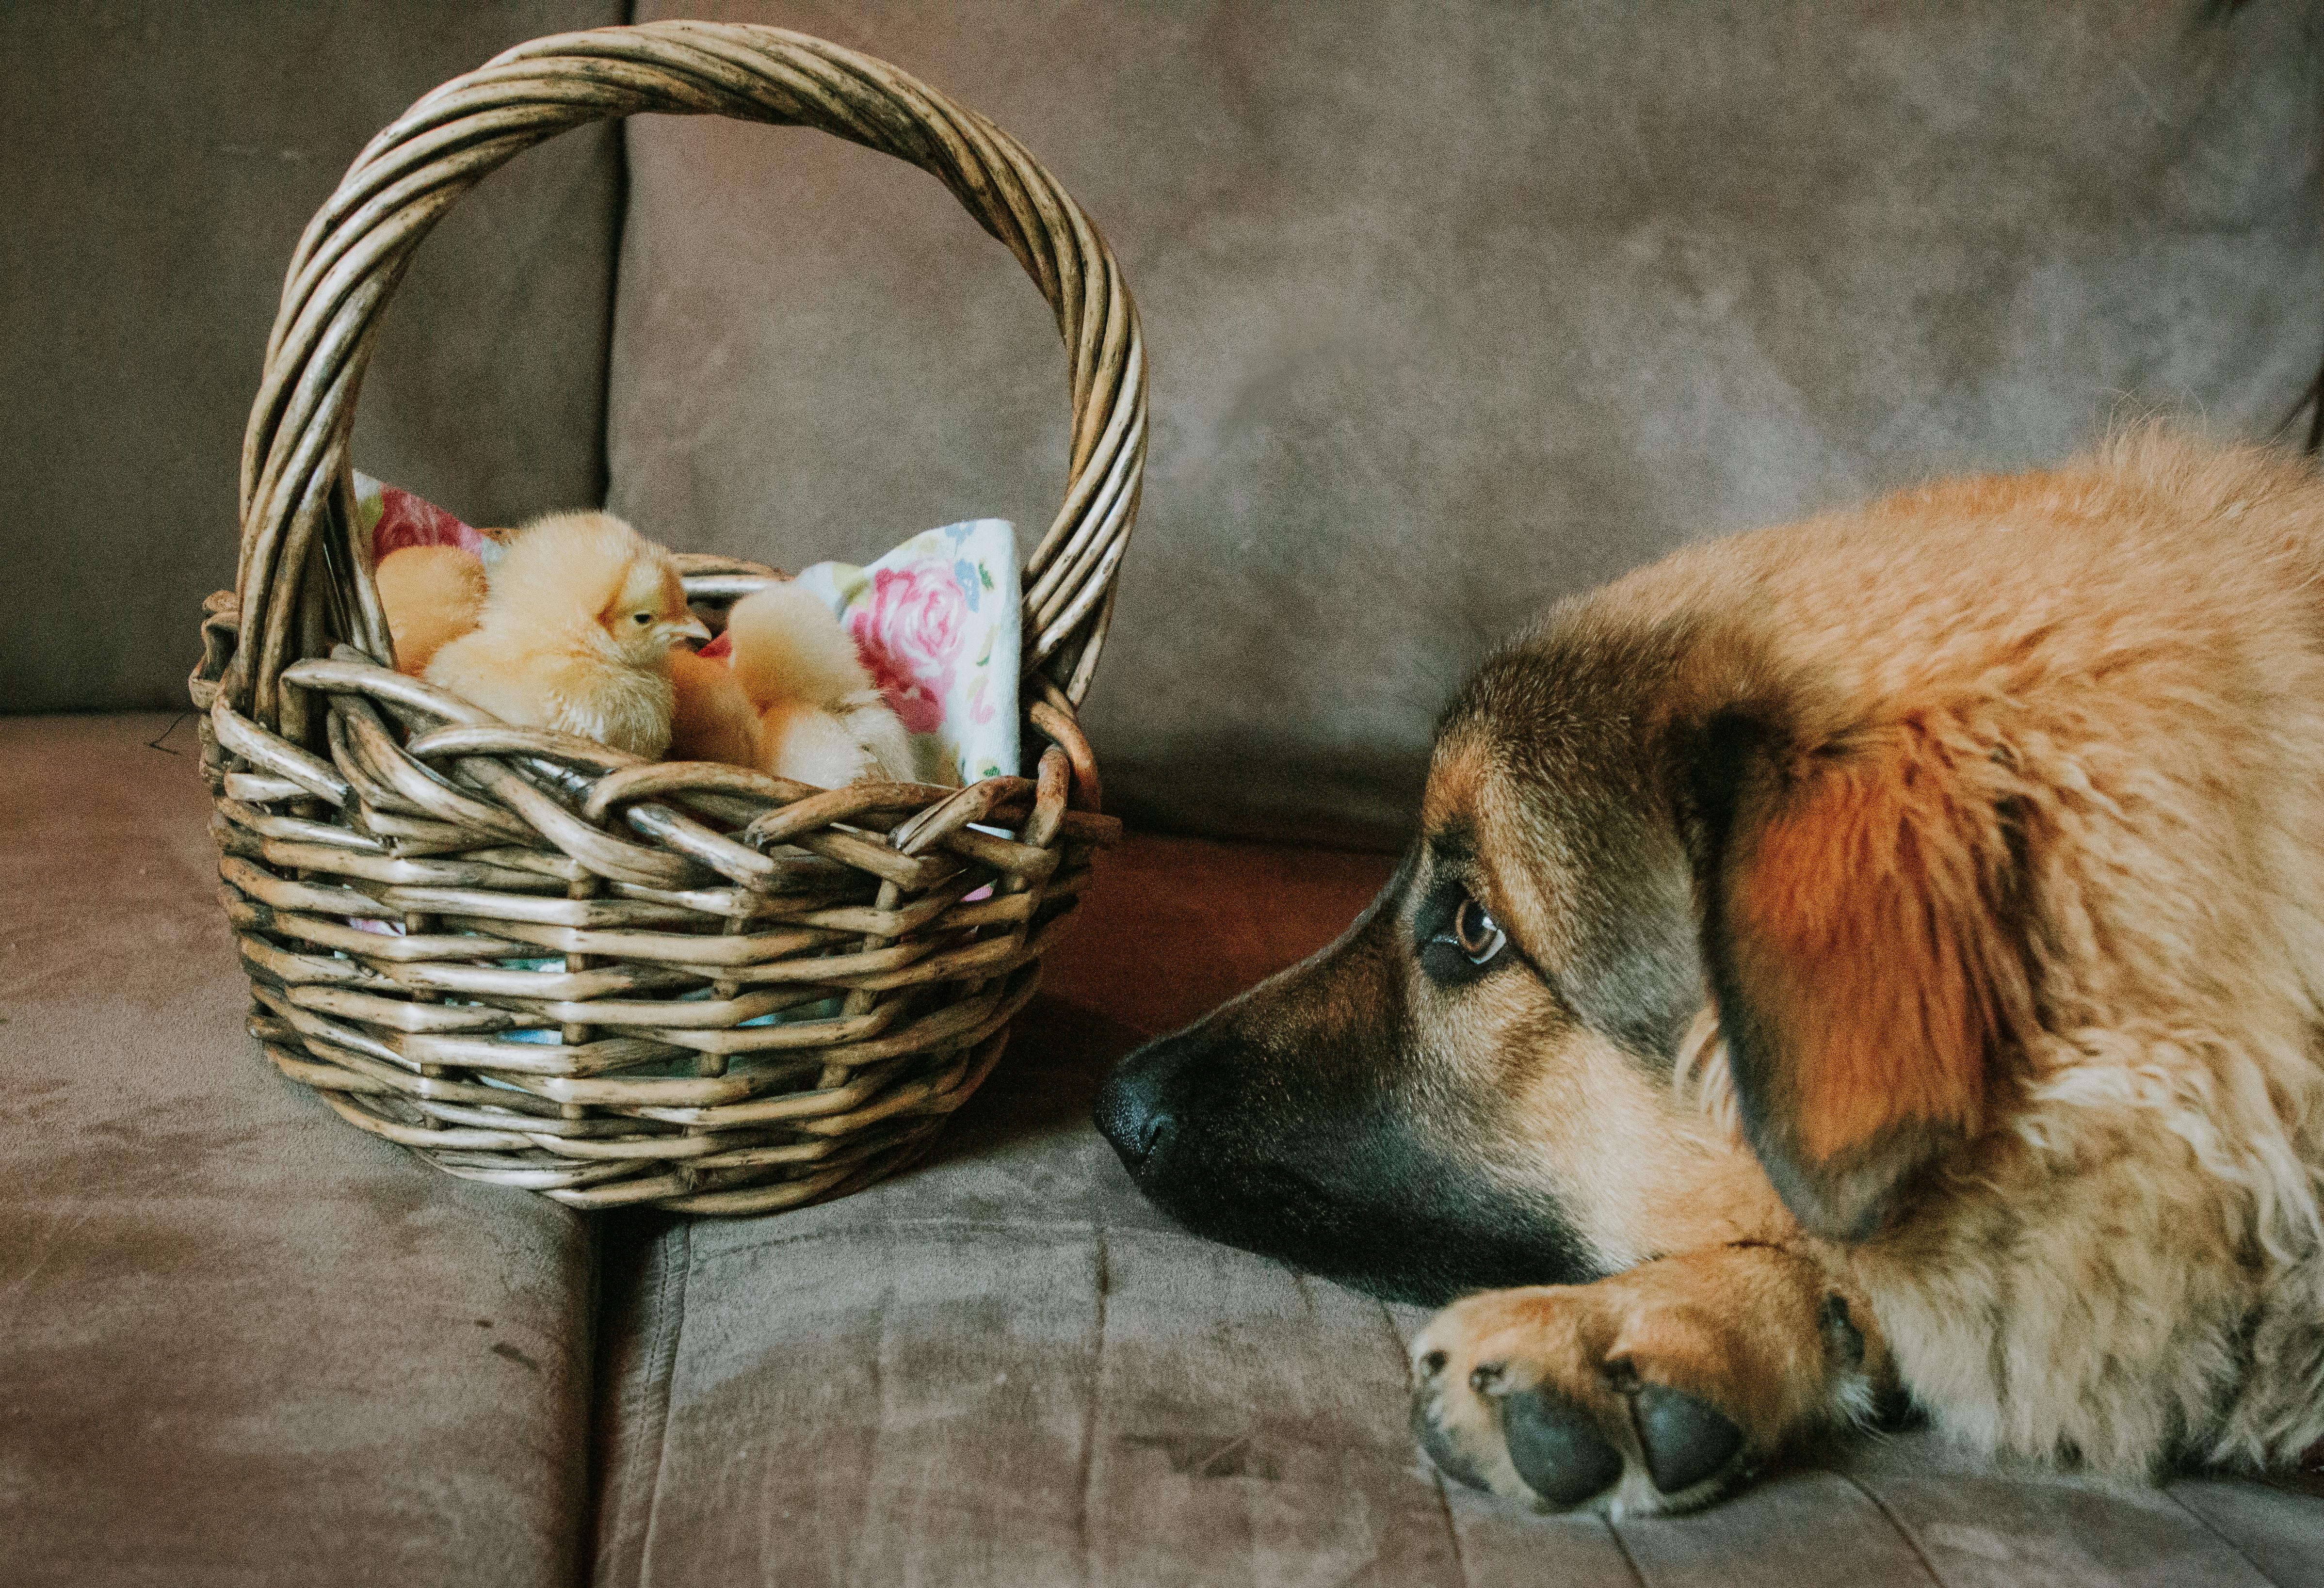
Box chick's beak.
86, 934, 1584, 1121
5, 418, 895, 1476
662, 613, 712, 646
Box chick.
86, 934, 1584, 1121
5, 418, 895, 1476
423, 512, 709, 758
665, 644, 764, 767
375, 544, 487, 677
724, 582, 923, 786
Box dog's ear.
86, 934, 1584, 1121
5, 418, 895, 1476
1673, 706, 2030, 1242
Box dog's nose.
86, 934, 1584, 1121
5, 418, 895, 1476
1094, 1036, 1187, 1175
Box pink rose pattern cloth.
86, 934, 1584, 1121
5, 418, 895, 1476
795, 519, 1020, 785
353, 471, 494, 563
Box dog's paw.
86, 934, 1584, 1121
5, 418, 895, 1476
1409, 1288, 1753, 1514
1408, 1251, 1872, 1515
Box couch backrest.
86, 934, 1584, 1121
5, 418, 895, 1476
8, 0, 2319, 850
603, 0, 2324, 846
0, 1, 625, 717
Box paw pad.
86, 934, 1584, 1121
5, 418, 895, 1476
1629, 1383, 1743, 1495
1498, 1384, 1624, 1507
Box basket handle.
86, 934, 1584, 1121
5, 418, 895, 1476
230, 21, 1146, 732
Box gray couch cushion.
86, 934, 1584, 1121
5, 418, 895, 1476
587, 834, 2324, 1586
0, 1, 625, 715
0, 715, 597, 1588
606, 0, 2324, 846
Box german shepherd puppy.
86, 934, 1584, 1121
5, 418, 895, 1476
1096, 431, 2324, 1514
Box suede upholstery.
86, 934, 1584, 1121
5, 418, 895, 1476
7, 1, 2321, 838
0, 716, 597, 1588
4, 719, 2320, 1584
0, 1, 624, 715
7, 2, 2324, 1581
604, 0, 2324, 844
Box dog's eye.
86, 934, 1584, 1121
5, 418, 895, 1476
1452, 897, 1507, 966
1417, 882, 1512, 986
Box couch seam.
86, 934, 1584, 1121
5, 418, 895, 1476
1835, 1469, 1948, 1587
1426, 1463, 1475, 1588
571, 1216, 608, 1588
1074, 1221, 1109, 1587
2164, 1481, 2285, 1588
1372, 1298, 1495, 1588
1596, 1514, 1648, 1588
625, 1219, 692, 1588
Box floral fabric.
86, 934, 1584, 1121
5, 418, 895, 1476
353, 474, 1020, 786
793, 519, 1020, 786
353, 471, 494, 562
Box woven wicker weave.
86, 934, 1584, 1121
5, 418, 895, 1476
189, 22, 1144, 1214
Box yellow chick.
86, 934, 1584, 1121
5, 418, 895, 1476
725, 582, 924, 787
375, 544, 487, 677
423, 511, 709, 758
665, 645, 764, 767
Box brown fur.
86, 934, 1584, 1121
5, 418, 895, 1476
1703, 708, 2037, 1237
1099, 429, 2324, 1514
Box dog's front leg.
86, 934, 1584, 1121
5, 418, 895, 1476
1408, 1242, 1888, 1515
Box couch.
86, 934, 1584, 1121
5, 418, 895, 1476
5, 3, 2322, 1584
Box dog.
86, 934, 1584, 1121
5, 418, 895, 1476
1095, 429, 2324, 1514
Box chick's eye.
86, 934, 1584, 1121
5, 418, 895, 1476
1452, 896, 1506, 966
633, 611, 653, 626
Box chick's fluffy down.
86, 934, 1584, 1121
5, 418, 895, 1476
724, 582, 927, 786
666, 646, 763, 767
423, 511, 705, 758
376, 545, 487, 677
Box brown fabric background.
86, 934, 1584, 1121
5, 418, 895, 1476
0, 716, 597, 1588
604, 0, 2324, 845
0, 0, 625, 715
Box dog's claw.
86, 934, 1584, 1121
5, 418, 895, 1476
1630, 1383, 1743, 1495
1498, 1384, 1624, 1507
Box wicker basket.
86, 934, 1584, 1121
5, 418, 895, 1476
188, 22, 1145, 1215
